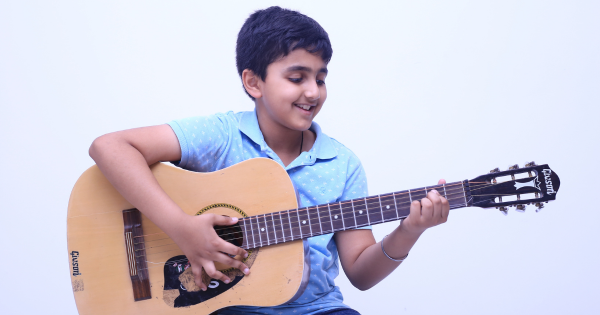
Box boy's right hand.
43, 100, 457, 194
170, 213, 250, 291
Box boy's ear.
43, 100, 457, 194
242, 69, 263, 99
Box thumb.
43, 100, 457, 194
212, 214, 239, 226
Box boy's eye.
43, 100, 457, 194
317, 80, 325, 86
289, 78, 302, 83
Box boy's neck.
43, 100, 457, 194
255, 107, 316, 166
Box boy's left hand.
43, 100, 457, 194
400, 179, 450, 236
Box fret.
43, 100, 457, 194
327, 203, 335, 233
461, 182, 467, 205
308, 206, 322, 237
266, 213, 277, 244
392, 191, 399, 217
379, 193, 398, 221
278, 212, 285, 243
286, 210, 301, 242
364, 198, 371, 225
247, 216, 257, 249
257, 215, 268, 246
239, 218, 250, 249
442, 183, 447, 199
341, 200, 354, 229
366, 196, 382, 225
252, 216, 262, 248
299, 207, 312, 237
296, 208, 303, 239
353, 198, 369, 227
394, 190, 412, 218
281, 211, 291, 242
331, 202, 345, 232
378, 195, 384, 221
409, 187, 428, 202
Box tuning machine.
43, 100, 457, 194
498, 206, 508, 216
535, 202, 544, 212
490, 167, 500, 173
508, 164, 519, 170
515, 204, 526, 212
525, 161, 537, 167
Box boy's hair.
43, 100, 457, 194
236, 6, 333, 100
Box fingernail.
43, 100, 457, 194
231, 217, 238, 223
244, 252, 248, 258
202, 287, 207, 291
224, 279, 230, 284
243, 268, 249, 274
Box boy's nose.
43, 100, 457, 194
304, 81, 320, 101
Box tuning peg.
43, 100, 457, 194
490, 167, 500, 173
534, 202, 544, 213
516, 204, 526, 212
525, 161, 537, 167
508, 164, 520, 170
498, 206, 508, 216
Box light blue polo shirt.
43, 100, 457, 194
168, 110, 369, 314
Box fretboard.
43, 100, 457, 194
238, 180, 472, 249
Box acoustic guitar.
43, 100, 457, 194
67, 158, 560, 314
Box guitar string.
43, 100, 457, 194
130, 183, 472, 244
132, 179, 507, 245
130, 180, 504, 249
131, 189, 520, 270
135, 202, 473, 271
131, 191, 473, 257
134, 186, 531, 261
90, 179, 532, 267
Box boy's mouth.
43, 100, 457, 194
294, 104, 314, 111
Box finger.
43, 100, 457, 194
220, 241, 249, 260
202, 262, 232, 284
428, 190, 442, 219
438, 179, 446, 185
192, 264, 207, 291
214, 253, 250, 275
421, 198, 433, 218
410, 200, 422, 217
212, 214, 239, 226
441, 195, 450, 221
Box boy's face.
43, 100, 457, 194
255, 48, 328, 133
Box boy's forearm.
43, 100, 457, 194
89, 133, 187, 236
341, 224, 423, 291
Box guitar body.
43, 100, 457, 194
67, 158, 306, 315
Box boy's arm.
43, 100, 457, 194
335, 180, 449, 291
89, 124, 250, 290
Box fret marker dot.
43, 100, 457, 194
386, 205, 390, 209
302, 220, 306, 224
334, 215, 338, 219
261, 228, 265, 232
359, 210, 363, 214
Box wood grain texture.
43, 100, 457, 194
67, 158, 304, 315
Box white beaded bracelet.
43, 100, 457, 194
381, 234, 409, 262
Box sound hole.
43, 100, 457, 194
215, 221, 243, 247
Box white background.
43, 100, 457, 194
1, 1, 599, 314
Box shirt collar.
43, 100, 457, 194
239, 109, 338, 161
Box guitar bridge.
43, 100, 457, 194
123, 208, 151, 301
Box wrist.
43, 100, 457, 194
397, 219, 426, 238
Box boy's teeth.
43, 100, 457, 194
296, 104, 311, 110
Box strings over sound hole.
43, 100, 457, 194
215, 221, 243, 248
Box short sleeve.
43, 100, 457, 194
167, 113, 235, 172
338, 150, 371, 229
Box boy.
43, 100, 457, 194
90, 6, 449, 315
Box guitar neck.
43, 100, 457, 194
238, 180, 472, 249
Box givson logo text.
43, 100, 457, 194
542, 169, 556, 195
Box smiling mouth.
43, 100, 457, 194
295, 104, 313, 111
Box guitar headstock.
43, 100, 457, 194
468, 162, 560, 215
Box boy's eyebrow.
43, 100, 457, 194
286, 65, 328, 74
